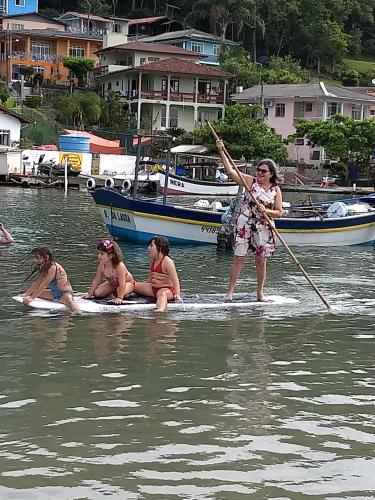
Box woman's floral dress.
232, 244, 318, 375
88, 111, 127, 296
234, 180, 278, 258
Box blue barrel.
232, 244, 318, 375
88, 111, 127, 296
59, 134, 90, 153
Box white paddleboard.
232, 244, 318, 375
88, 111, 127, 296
12, 294, 298, 313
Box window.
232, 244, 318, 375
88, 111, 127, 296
303, 102, 313, 112
31, 43, 50, 61
69, 46, 85, 58
33, 66, 44, 74
169, 106, 178, 128
275, 103, 285, 117
263, 107, 268, 117
171, 42, 183, 48
147, 57, 159, 62
0, 129, 10, 146
116, 80, 119, 87
213, 44, 220, 56
351, 104, 362, 120
170, 78, 179, 92
161, 106, 179, 128
11, 23, 24, 29
140, 57, 147, 65
191, 42, 204, 53
161, 77, 180, 93
113, 23, 122, 33
327, 101, 341, 117
15, 0, 25, 6
311, 150, 321, 160
107, 82, 112, 90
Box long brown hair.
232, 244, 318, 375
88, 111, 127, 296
97, 239, 124, 267
148, 236, 170, 256
25, 246, 55, 281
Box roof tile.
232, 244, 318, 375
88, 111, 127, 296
133, 57, 234, 77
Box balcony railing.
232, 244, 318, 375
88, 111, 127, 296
9, 51, 62, 63
123, 89, 224, 104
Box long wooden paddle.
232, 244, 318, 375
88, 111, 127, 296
207, 122, 330, 309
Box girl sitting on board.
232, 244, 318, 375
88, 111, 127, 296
22, 246, 79, 312
83, 239, 135, 304
134, 236, 181, 312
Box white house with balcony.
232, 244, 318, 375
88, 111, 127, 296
97, 41, 233, 131
231, 82, 375, 164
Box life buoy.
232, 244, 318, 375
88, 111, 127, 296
105, 178, 115, 189
122, 179, 132, 192
86, 178, 96, 190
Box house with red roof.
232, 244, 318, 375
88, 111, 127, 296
96, 41, 233, 132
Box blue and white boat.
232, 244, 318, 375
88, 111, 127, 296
90, 187, 375, 246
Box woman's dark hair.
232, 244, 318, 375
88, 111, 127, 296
25, 245, 55, 281
97, 239, 124, 267
148, 236, 170, 256
258, 158, 280, 185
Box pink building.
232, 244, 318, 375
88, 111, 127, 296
231, 82, 375, 165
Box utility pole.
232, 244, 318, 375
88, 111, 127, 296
255, 61, 264, 120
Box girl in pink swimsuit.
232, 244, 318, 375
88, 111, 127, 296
134, 236, 181, 312
83, 239, 135, 304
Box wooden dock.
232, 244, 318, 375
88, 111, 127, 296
0, 174, 80, 189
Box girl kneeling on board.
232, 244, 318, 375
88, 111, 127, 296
83, 239, 135, 304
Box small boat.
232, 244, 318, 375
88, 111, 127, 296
89, 187, 375, 246
159, 171, 240, 196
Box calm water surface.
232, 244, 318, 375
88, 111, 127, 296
0, 187, 374, 499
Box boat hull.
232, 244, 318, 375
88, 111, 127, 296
159, 172, 240, 196
91, 188, 375, 246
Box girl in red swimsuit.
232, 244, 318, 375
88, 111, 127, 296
134, 236, 181, 312
83, 239, 135, 304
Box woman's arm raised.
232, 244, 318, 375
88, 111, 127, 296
215, 139, 253, 188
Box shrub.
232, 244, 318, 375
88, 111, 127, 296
24, 95, 43, 108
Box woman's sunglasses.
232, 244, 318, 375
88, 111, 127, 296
257, 168, 270, 174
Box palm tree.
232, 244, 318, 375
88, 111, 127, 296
186, 0, 253, 53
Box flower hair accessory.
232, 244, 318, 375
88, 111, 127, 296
101, 239, 113, 250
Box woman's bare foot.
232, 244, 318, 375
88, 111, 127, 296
225, 292, 233, 302
257, 292, 265, 302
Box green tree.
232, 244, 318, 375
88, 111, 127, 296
293, 114, 375, 162
221, 52, 309, 93
19, 65, 34, 84
100, 90, 135, 130
55, 92, 102, 130
0, 80, 10, 103
186, 0, 253, 52
78, 0, 111, 16
192, 104, 288, 162
62, 57, 95, 86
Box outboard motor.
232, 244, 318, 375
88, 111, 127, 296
217, 195, 243, 250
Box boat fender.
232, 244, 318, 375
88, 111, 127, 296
122, 179, 132, 192
194, 199, 210, 208
105, 178, 115, 189
86, 177, 96, 190
211, 201, 223, 211
326, 201, 347, 218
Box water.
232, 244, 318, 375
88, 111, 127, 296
0, 186, 374, 499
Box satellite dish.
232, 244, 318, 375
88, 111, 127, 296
372, 79, 375, 85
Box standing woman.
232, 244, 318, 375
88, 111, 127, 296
216, 139, 283, 301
